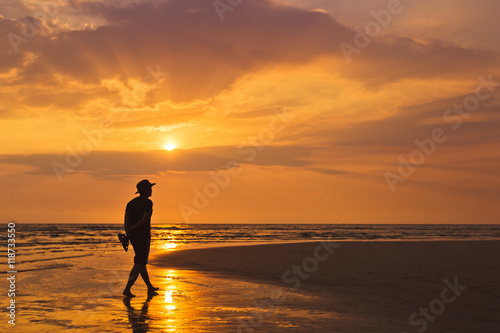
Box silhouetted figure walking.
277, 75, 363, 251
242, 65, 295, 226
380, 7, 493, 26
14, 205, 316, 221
122, 179, 159, 297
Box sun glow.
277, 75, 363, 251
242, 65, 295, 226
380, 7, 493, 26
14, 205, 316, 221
164, 143, 176, 151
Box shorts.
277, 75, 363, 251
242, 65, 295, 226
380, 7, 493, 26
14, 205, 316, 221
130, 233, 151, 265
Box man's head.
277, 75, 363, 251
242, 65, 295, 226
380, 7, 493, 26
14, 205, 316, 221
135, 179, 156, 197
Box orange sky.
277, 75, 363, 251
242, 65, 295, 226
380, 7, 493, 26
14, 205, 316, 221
1, 0, 499, 223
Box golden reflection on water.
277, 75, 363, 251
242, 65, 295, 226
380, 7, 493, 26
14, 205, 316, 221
120, 266, 338, 332
122, 268, 199, 331
164, 290, 176, 310
162, 269, 179, 312
155, 228, 183, 250
162, 243, 177, 250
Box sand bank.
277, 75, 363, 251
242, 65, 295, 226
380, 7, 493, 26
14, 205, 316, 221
152, 241, 500, 332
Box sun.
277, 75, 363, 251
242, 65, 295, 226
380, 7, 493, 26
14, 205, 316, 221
164, 143, 176, 151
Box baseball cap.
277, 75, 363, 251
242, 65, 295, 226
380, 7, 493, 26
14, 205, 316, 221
135, 179, 156, 194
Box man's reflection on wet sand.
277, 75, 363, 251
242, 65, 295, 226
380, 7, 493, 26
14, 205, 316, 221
123, 294, 157, 332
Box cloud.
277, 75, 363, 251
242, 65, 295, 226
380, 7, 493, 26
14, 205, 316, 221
228, 106, 284, 119
21, 88, 118, 109
112, 110, 203, 129
1, 0, 496, 110
0, 145, 312, 179
2, 0, 351, 103
336, 96, 500, 147
339, 35, 498, 86
306, 167, 349, 176
0, 107, 15, 119
280, 0, 500, 52
0, 17, 28, 71
285, 92, 500, 149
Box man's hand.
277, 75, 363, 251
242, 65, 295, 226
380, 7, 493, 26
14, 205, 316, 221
125, 211, 151, 235
133, 212, 152, 230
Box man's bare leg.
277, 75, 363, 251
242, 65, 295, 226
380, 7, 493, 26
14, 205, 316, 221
138, 264, 159, 294
123, 264, 140, 297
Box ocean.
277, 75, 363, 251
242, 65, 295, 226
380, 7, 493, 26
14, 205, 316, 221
2, 223, 499, 332
6, 223, 500, 274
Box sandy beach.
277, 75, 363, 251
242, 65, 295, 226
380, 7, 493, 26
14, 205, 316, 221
151, 240, 500, 332
8, 226, 500, 332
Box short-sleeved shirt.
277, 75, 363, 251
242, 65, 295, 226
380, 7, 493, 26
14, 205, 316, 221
125, 196, 153, 239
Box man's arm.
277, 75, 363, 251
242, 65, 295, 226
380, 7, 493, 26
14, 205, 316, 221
130, 212, 152, 231
124, 211, 132, 238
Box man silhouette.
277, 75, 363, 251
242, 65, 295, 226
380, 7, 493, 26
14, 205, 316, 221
123, 179, 159, 297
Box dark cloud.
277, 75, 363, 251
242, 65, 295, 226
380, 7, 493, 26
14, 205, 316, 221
5, 0, 351, 103
286, 93, 500, 148
334, 96, 500, 147
21, 89, 119, 109
339, 35, 498, 86
306, 167, 349, 176
0, 104, 36, 119
0, 145, 312, 179
2, 0, 496, 108
228, 107, 283, 119
0, 107, 14, 119
113, 110, 202, 129
0, 17, 28, 71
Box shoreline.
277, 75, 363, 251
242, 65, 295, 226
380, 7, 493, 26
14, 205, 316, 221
151, 239, 500, 279
163, 237, 500, 247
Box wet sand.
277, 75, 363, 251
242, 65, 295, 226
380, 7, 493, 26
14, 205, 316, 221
151, 240, 500, 332
13, 262, 352, 332
12, 242, 368, 332
9, 240, 500, 332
